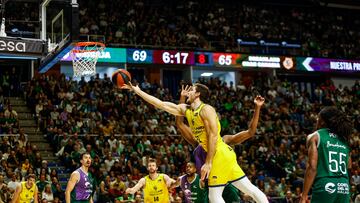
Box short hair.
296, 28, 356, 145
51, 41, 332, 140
148, 158, 157, 165
194, 83, 210, 103
26, 174, 36, 180
80, 152, 91, 160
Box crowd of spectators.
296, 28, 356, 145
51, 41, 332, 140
22, 73, 360, 202
4, 0, 360, 58
0, 68, 20, 135
76, 0, 360, 59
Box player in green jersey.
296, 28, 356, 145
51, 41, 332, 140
300, 106, 353, 203
174, 162, 208, 203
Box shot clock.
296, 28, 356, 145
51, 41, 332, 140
127, 49, 152, 63
153, 50, 194, 65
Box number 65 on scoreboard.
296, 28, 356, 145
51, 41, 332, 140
127, 49, 153, 64
213, 53, 240, 66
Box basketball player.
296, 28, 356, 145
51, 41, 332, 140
65, 152, 95, 203
173, 162, 207, 203
176, 85, 265, 203
176, 85, 265, 148
123, 83, 268, 203
11, 174, 38, 203
125, 158, 176, 203
300, 106, 352, 203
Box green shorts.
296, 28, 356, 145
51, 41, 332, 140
311, 177, 350, 203
223, 184, 241, 203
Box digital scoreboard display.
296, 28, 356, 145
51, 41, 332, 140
194, 52, 213, 66
127, 49, 153, 63
153, 50, 194, 65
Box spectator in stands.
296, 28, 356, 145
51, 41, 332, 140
41, 184, 54, 202
109, 173, 126, 199
36, 174, 50, 193
99, 175, 112, 202
4, 105, 17, 119
53, 183, 64, 202
7, 172, 20, 194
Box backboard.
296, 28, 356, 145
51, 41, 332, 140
39, 0, 79, 73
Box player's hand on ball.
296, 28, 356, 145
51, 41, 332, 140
200, 163, 212, 181
121, 82, 140, 92
254, 95, 265, 107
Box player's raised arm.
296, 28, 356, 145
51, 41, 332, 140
123, 83, 186, 116
223, 95, 265, 145
125, 178, 146, 194
200, 105, 219, 180
176, 85, 197, 146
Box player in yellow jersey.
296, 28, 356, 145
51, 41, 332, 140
123, 83, 268, 203
11, 174, 39, 203
125, 158, 176, 203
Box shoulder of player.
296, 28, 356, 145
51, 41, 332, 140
306, 131, 319, 147
178, 175, 186, 182
70, 170, 80, 180
199, 104, 216, 116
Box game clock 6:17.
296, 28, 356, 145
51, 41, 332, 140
153, 50, 194, 65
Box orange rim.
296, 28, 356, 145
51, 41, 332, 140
74, 41, 105, 47
71, 42, 106, 53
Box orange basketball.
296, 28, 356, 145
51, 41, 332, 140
112, 69, 131, 88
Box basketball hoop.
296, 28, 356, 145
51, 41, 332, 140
70, 42, 105, 78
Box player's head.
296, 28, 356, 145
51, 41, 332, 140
26, 174, 36, 187
317, 106, 352, 144
187, 83, 209, 104
80, 152, 92, 167
147, 158, 158, 174
185, 162, 196, 176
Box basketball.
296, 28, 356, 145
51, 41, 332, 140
112, 69, 131, 88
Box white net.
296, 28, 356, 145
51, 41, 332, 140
70, 42, 105, 78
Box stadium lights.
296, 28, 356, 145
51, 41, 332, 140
201, 72, 213, 77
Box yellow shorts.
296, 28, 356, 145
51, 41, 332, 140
208, 142, 245, 187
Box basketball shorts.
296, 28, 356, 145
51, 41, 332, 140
208, 142, 245, 187
311, 177, 350, 203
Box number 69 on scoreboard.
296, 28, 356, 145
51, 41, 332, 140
127, 49, 153, 64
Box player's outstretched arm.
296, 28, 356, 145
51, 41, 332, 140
123, 83, 186, 116
125, 178, 145, 194
300, 134, 319, 203
200, 105, 219, 180
176, 85, 197, 146
65, 171, 80, 203
223, 95, 265, 145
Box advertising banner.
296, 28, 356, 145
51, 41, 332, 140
298, 57, 360, 72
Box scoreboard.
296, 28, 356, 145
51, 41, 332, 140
59, 47, 360, 72
125, 49, 295, 69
